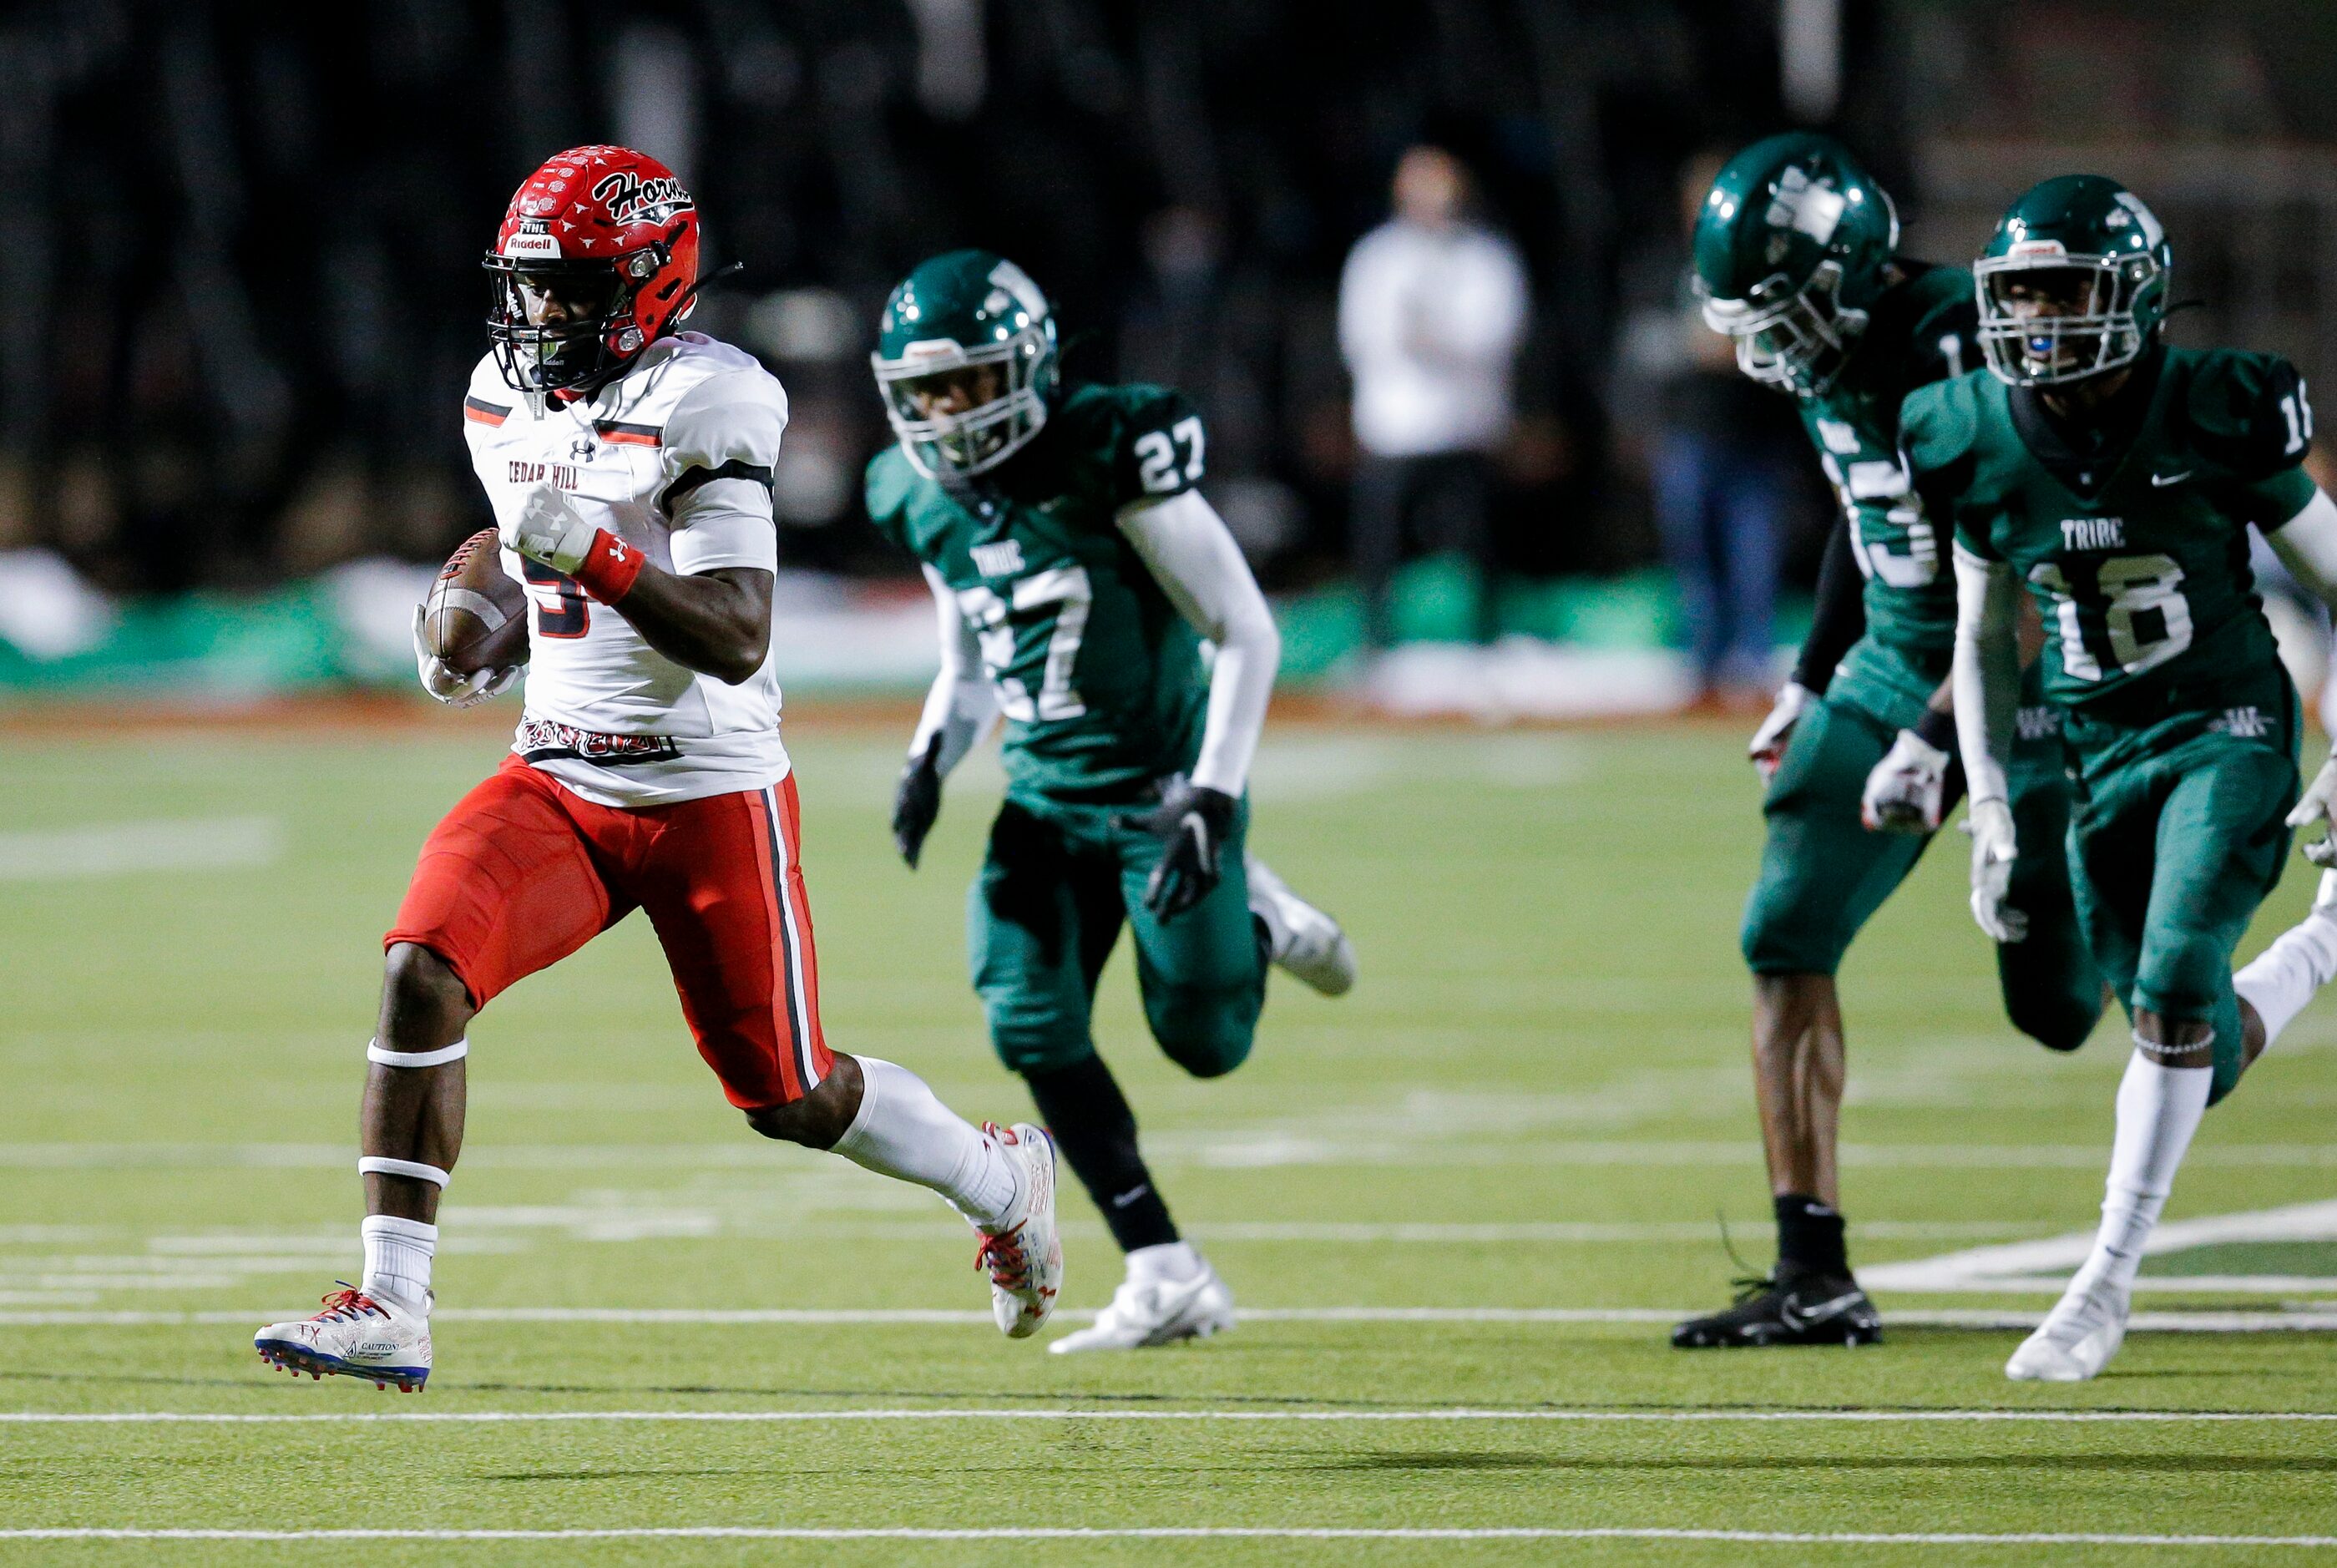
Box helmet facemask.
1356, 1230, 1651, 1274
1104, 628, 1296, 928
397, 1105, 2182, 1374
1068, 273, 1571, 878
484, 246, 665, 395
873, 326, 1053, 479
1700, 260, 1869, 396
1977, 250, 2162, 387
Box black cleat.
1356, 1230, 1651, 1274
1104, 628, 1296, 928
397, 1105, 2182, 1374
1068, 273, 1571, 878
1671, 1266, 1882, 1348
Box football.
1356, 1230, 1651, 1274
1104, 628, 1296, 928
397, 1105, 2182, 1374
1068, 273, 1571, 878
422, 528, 529, 675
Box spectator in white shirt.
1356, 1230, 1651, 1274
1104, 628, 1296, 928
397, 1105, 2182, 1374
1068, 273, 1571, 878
1338, 146, 1530, 650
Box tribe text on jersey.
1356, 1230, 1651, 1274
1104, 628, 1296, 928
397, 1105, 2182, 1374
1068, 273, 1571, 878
460, 333, 792, 807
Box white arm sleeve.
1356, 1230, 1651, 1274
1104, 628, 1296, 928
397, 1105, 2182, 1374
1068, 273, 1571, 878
1115, 488, 1281, 797
1950, 539, 2022, 807
662, 370, 788, 575
908, 564, 998, 776
2266, 488, 2337, 608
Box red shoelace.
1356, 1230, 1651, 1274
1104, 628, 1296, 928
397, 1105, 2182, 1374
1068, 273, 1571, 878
975, 1227, 1030, 1288
311, 1284, 387, 1323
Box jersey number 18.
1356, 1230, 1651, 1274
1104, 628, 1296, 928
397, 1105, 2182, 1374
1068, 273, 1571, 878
2028, 554, 2194, 681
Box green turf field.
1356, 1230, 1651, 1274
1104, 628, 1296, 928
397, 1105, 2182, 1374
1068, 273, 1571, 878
3, 716, 2337, 1565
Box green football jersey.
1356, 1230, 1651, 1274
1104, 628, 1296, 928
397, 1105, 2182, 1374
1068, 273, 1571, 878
1902, 346, 2316, 710
1799, 261, 1978, 720
866, 382, 1212, 802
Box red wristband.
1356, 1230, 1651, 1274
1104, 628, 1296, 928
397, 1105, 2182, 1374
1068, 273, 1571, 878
572, 529, 646, 604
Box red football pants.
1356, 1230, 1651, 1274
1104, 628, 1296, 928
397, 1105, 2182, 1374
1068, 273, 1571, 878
386, 756, 832, 1109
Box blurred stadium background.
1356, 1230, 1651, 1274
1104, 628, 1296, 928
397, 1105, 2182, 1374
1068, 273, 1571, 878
3, 0, 2336, 715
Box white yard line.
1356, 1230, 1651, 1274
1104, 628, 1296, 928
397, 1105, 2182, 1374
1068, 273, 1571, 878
0, 817, 282, 881
5, 1305, 2337, 1329
1864, 1198, 2337, 1295
8, 1408, 2337, 1425
0, 1528, 2332, 1546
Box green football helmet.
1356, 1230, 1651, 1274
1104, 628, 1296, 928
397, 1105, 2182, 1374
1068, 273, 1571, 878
872, 249, 1060, 478
1692, 132, 1900, 396
1976, 174, 2171, 387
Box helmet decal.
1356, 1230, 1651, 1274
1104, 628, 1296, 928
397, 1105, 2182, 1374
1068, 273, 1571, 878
987, 259, 1049, 321
2112, 190, 2165, 249
1766, 167, 1847, 245
590, 169, 693, 228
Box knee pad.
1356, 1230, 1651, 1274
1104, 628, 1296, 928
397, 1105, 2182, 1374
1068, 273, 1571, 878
1146, 990, 1257, 1080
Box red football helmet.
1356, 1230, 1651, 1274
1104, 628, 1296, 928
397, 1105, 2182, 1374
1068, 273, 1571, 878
484, 145, 701, 393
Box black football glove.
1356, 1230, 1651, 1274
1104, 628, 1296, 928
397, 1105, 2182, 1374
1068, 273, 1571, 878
1117, 780, 1237, 920
893, 739, 943, 869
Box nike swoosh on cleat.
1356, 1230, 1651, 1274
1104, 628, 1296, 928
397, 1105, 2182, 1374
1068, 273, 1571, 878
1778, 1291, 1866, 1331
2149, 470, 2195, 487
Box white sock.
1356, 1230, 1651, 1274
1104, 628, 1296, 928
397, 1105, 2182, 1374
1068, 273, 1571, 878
1126, 1241, 1204, 1287
2233, 901, 2337, 1051
360, 1215, 436, 1310
831, 1056, 1021, 1229
2082, 1046, 2213, 1295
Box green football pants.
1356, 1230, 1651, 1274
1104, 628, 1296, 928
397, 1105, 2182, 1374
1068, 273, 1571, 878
968, 793, 1266, 1078
1741, 689, 2105, 1050
2066, 696, 2299, 1101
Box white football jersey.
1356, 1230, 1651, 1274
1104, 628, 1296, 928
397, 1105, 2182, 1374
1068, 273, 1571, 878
460, 332, 791, 807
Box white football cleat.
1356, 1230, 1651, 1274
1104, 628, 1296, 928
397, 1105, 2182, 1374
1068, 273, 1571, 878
1050, 1262, 1235, 1353
974, 1122, 1063, 1338
2005, 1271, 2131, 1383
1246, 854, 1356, 996
255, 1283, 432, 1392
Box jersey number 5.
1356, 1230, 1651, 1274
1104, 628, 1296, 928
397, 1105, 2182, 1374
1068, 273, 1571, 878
2029, 554, 2193, 681
1133, 417, 1206, 494
958, 566, 1092, 721
522, 559, 590, 639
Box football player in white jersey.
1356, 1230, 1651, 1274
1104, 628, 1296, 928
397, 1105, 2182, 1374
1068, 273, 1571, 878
256, 147, 1061, 1392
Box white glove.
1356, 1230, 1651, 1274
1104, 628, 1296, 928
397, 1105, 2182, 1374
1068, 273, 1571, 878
502, 485, 597, 576
1748, 681, 1815, 783
2289, 750, 2337, 867
1862, 727, 1952, 834
411, 604, 520, 709
1964, 796, 2025, 943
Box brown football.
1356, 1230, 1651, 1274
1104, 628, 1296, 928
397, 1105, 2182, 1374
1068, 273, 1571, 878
423, 529, 529, 675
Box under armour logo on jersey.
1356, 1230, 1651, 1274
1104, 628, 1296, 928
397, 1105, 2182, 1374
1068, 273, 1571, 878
2061, 517, 2126, 551
1767, 166, 1847, 244
2210, 706, 2270, 738
970, 539, 1025, 577
570, 438, 598, 463
2016, 706, 2061, 742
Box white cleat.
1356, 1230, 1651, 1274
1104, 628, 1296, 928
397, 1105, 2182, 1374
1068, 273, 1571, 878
255, 1283, 432, 1392
975, 1122, 1063, 1338
1050, 1262, 1235, 1353
1246, 854, 1356, 996
2006, 1272, 2130, 1383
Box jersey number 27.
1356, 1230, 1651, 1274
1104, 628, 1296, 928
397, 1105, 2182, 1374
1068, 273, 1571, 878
958, 567, 1091, 721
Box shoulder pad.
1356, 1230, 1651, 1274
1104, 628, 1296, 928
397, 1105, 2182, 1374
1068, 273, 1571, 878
1898, 371, 1985, 474
863, 447, 920, 539
462, 354, 515, 434
1088, 382, 1206, 507
2177, 348, 2311, 479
